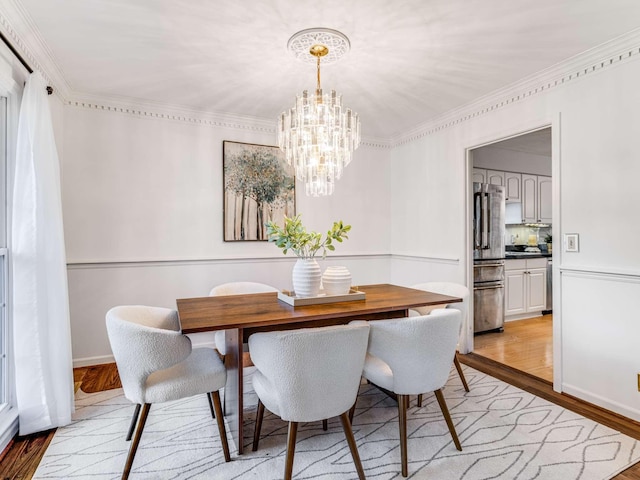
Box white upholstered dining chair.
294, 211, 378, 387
209, 281, 278, 356
249, 324, 370, 480
411, 282, 471, 393
352, 309, 463, 477
106, 305, 230, 480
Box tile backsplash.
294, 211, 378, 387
505, 225, 552, 248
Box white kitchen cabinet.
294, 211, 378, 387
472, 168, 486, 183
521, 174, 551, 223
521, 174, 537, 223
505, 258, 547, 320
504, 172, 521, 203
473, 169, 550, 222
537, 176, 552, 224
486, 170, 504, 186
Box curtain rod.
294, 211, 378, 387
0, 30, 53, 95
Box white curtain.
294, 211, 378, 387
12, 72, 73, 435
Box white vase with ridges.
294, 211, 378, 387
322, 266, 352, 295
292, 258, 322, 297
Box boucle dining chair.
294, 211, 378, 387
209, 282, 278, 356
410, 282, 471, 393
352, 310, 462, 477
249, 324, 370, 480
106, 305, 230, 480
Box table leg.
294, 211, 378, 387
223, 327, 244, 454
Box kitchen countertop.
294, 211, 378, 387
505, 252, 552, 259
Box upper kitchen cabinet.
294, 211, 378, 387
473, 168, 505, 185
522, 174, 552, 224
473, 169, 521, 203
504, 172, 521, 203
472, 168, 487, 184
537, 176, 552, 224
486, 170, 504, 186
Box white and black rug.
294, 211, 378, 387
34, 366, 640, 479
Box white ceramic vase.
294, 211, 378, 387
292, 258, 322, 297
322, 266, 352, 295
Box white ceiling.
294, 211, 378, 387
14, 0, 640, 138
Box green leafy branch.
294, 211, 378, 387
265, 214, 351, 259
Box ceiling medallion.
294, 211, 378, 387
278, 28, 361, 197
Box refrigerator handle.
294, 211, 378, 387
474, 283, 504, 291
484, 192, 491, 250
474, 192, 482, 249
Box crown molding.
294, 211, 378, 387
68, 92, 279, 133
3, 0, 639, 148
0, 0, 72, 100
67, 92, 391, 146
392, 27, 640, 146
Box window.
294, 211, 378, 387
0, 96, 7, 412
0, 89, 16, 450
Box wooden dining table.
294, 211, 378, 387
177, 283, 462, 454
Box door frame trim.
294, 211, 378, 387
463, 113, 562, 392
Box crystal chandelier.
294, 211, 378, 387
278, 28, 361, 196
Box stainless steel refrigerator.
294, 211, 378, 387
473, 183, 505, 333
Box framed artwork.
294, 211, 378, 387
223, 141, 296, 241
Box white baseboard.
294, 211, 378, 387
0, 408, 18, 454
562, 383, 640, 424
73, 355, 115, 368
189, 340, 217, 350
505, 312, 543, 322
73, 340, 218, 368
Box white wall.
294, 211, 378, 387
61, 104, 392, 364
54, 29, 640, 422
390, 48, 640, 420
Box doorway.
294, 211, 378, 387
469, 127, 554, 382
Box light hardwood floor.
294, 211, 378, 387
474, 314, 553, 382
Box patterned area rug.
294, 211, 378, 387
34, 366, 639, 479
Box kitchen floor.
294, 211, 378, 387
473, 314, 553, 383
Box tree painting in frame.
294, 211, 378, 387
223, 141, 295, 241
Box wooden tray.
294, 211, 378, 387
277, 288, 366, 307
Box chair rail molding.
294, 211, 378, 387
391, 253, 460, 264
560, 265, 640, 283
66, 252, 391, 269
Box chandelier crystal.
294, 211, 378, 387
278, 29, 361, 196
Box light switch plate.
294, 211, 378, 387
564, 233, 579, 252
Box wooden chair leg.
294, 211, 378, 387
417, 394, 422, 408
211, 391, 231, 462
125, 404, 141, 441
339, 412, 366, 480
454, 354, 470, 392
284, 421, 298, 480
122, 403, 151, 480
348, 398, 357, 424
434, 389, 462, 451
207, 392, 216, 419
322, 419, 328, 431
397, 394, 408, 477
252, 400, 265, 452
